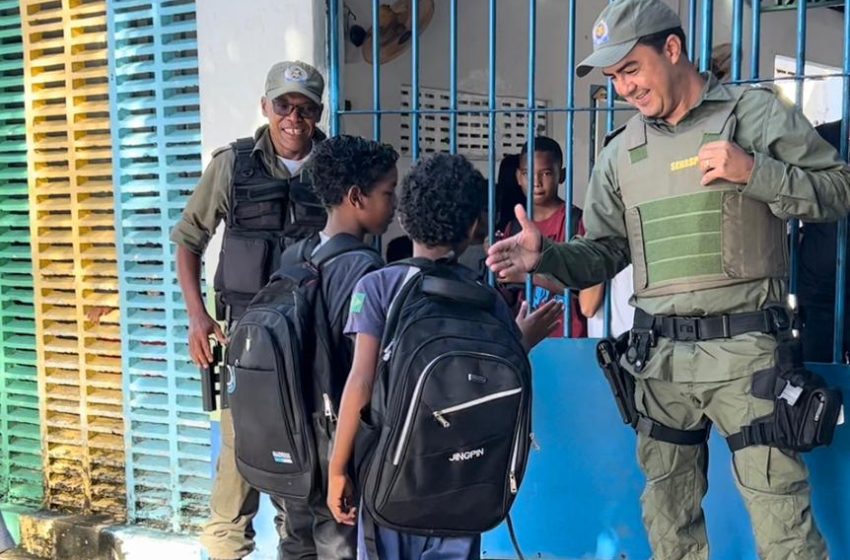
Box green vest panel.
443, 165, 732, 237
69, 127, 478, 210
617, 86, 788, 298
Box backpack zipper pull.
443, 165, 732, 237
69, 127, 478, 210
323, 393, 337, 424
382, 339, 397, 362
433, 411, 450, 428
530, 432, 541, 451
509, 471, 518, 494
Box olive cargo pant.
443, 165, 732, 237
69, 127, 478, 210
201, 408, 287, 559
635, 374, 828, 560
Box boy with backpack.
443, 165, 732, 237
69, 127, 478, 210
224, 135, 398, 559
327, 154, 562, 559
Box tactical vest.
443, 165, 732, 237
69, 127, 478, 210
213, 137, 327, 322
617, 86, 788, 298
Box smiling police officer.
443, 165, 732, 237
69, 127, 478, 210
171, 60, 327, 560
487, 1, 850, 558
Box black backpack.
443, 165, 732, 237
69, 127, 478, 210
356, 259, 532, 536
225, 235, 378, 499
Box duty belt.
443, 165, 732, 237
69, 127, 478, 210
632, 307, 789, 342
627, 306, 791, 372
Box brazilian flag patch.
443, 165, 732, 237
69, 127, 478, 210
350, 293, 366, 314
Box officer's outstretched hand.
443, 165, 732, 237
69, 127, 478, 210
486, 204, 543, 280
698, 140, 755, 186
188, 311, 227, 367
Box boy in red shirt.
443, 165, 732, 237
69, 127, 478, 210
502, 136, 586, 338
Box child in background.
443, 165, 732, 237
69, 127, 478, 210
502, 136, 587, 338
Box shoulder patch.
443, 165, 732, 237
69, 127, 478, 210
603, 124, 626, 147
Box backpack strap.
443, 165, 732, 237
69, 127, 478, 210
393, 256, 486, 294
391, 252, 458, 270
360, 509, 381, 560
381, 257, 496, 354
421, 275, 495, 309
311, 234, 379, 268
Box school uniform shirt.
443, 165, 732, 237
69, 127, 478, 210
586, 265, 636, 338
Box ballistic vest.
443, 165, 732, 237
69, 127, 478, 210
616, 86, 788, 298
213, 137, 327, 322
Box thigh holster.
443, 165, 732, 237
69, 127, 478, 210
596, 335, 710, 446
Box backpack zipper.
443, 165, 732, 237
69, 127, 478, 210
382, 339, 396, 362
392, 351, 519, 466
509, 428, 521, 494
431, 387, 523, 428
323, 392, 338, 424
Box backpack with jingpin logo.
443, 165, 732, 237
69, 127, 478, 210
355, 258, 533, 538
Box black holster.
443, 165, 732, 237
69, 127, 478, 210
596, 334, 709, 446
596, 334, 638, 426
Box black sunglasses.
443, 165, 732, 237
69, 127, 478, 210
271, 98, 322, 120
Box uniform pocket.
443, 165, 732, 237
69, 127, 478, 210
285, 182, 327, 237
234, 200, 286, 230
721, 192, 788, 279
733, 445, 808, 495
220, 235, 271, 294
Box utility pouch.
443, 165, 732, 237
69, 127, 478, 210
727, 342, 843, 453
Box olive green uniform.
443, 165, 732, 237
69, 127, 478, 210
171, 125, 301, 559
538, 76, 850, 559
170, 125, 301, 254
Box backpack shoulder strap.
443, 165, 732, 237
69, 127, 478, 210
420, 274, 495, 309
392, 256, 437, 271
311, 234, 379, 268
392, 251, 460, 271
381, 265, 425, 351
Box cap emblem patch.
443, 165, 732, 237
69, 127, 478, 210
284, 65, 308, 83
593, 20, 609, 46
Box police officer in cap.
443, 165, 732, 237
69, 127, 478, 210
487, 1, 850, 558
171, 60, 326, 560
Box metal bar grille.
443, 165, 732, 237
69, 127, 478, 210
0, 0, 41, 507
107, 0, 210, 531
21, 0, 125, 519
329, 0, 850, 362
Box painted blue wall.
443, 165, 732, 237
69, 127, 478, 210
211, 338, 850, 559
